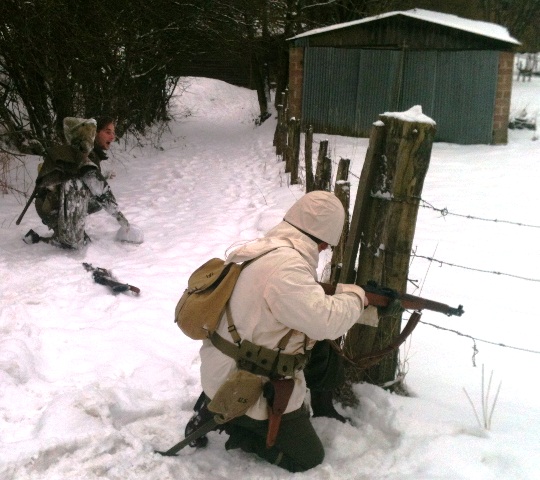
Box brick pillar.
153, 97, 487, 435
288, 46, 304, 120
492, 51, 514, 145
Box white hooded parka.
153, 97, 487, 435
200, 220, 371, 420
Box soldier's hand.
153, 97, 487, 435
356, 305, 379, 327
115, 211, 129, 228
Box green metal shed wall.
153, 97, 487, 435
301, 48, 499, 144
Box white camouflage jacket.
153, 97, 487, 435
200, 221, 370, 420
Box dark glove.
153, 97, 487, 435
378, 298, 404, 318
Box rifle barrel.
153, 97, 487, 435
367, 291, 464, 317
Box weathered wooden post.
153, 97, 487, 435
330, 158, 350, 284
319, 156, 332, 192
314, 140, 328, 190
286, 118, 301, 183
305, 125, 314, 192
273, 90, 288, 157
340, 106, 436, 388
273, 91, 284, 155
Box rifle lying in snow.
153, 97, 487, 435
83, 263, 140, 295
319, 281, 464, 317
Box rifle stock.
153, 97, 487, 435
319, 282, 464, 317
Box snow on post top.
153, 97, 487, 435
381, 105, 436, 125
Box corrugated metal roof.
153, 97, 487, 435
289, 9, 520, 45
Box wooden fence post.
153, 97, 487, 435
314, 140, 328, 190
330, 158, 350, 284
340, 109, 436, 388
319, 156, 332, 191
285, 118, 301, 183
305, 125, 314, 192
292, 118, 301, 184
273, 90, 288, 157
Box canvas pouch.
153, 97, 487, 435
208, 370, 263, 423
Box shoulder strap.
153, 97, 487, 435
222, 247, 279, 345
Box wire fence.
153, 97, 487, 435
417, 319, 540, 359
293, 139, 539, 360
317, 153, 540, 360
398, 196, 539, 358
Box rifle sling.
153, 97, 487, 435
352, 310, 422, 369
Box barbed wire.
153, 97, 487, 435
355, 239, 540, 284
380, 194, 540, 229
418, 319, 540, 366
410, 253, 540, 283
418, 199, 540, 229
325, 156, 540, 229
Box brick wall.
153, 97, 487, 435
288, 47, 304, 120
492, 51, 514, 145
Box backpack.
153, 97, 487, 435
38, 146, 90, 181
175, 258, 245, 340
175, 249, 280, 340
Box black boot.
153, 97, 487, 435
310, 390, 347, 423
23, 229, 41, 244
184, 392, 213, 448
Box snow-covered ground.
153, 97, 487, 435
1, 74, 539, 479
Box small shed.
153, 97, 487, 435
288, 9, 520, 144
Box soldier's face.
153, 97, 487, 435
95, 123, 116, 150
318, 241, 329, 252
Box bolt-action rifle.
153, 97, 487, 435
319, 280, 463, 369
83, 263, 140, 295
319, 281, 464, 317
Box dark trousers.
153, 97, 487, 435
224, 405, 324, 473
304, 339, 344, 392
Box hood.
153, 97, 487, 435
63, 117, 97, 154
283, 191, 345, 246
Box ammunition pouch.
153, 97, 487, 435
209, 332, 310, 379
